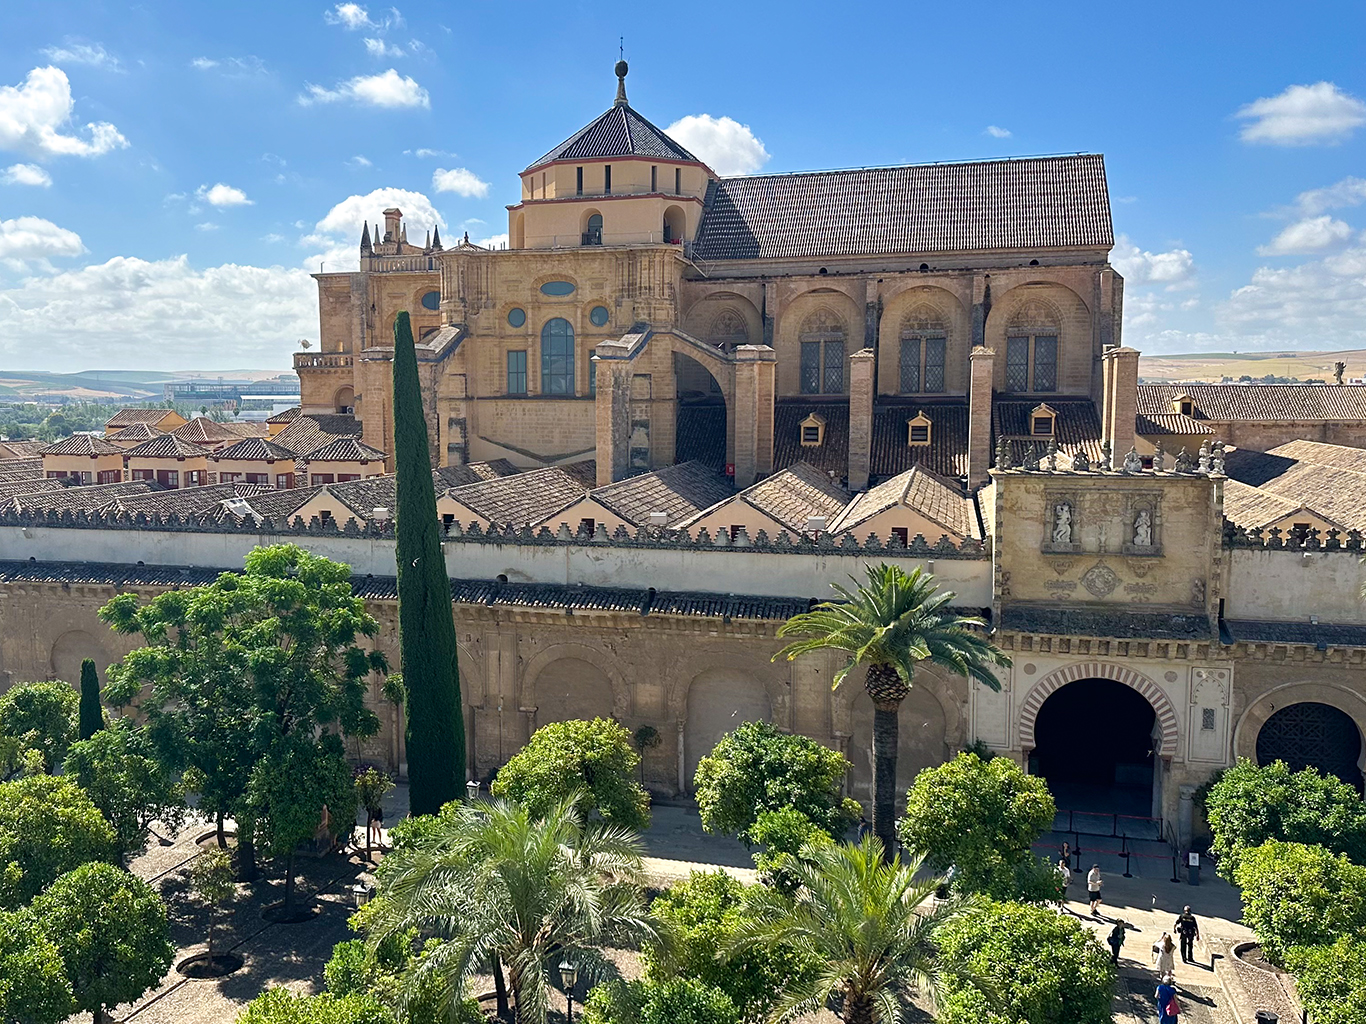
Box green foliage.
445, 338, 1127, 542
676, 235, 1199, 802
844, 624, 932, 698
935, 899, 1115, 1024
0, 680, 79, 777
583, 978, 740, 1024
65, 723, 186, 862
1286, 938, 1366, 1024
78, 660, 103, 741
0, 773, 115, 908
1205, 759, 1366, 875
1011, 854, 1067, 905
237, 988, 394, 1024
324, 933, 481, 1024
354, 767, 395, 814
191, 847, 237, 909
100, 544, 387, 875
897, 752, 1056, 899
33, 862, 174, 1021
392, 310, 465, 816
693, 721, 857, 844
731, 836, 969, 1023
492, 718, 650, 830
368, 797, 657, 1024
0, 908, 75, 1024
748, 808, 834, 894
645, 871, 815, 1023
1232, 841, 1366, 964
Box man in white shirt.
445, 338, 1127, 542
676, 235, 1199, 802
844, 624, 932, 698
1087, 864, 1103, 916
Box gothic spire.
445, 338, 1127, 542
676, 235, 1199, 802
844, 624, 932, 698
424, 229, 431, 250
431, 225, 442, 249
360, 221, 372, 254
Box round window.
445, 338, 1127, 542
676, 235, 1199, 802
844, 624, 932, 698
590, 305, 610, 327
421, 290, 440, 311
507, 307, 526, 328
540, 281, 576, 296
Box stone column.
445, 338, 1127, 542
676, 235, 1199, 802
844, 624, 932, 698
732, 345, 777, 486
847, 348, 875, 491
1102, 346, 1140, 459
594, 354, 632, 486
967, 346, 995, 490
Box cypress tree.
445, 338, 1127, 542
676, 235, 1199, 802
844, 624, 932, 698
392, 311, 465, 814
78, 658, 102, 740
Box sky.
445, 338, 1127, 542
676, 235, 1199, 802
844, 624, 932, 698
0, 0, 1364, 373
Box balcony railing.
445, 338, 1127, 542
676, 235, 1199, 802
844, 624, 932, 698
360, 255, 441, 272
294, 353, 354, 369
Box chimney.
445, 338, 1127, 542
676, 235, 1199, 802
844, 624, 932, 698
1102, 346, 1140, 460
382, 208, 402, 243
967, 346, 995, 489
847, 348, 875, 491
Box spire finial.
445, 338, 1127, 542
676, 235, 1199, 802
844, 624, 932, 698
614, 56, 628, 106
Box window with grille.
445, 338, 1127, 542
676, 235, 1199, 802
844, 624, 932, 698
541, 319, 575, 395
1006, 336, 1030, 392
899, 338, 921, 394
1006, 331, 1059, 392
1032, 336, 1058, 391
1032, 415, 1054, 436
823, 340, 845, 393
800, 342, 822, 394
924, 337, 946, 392
800, 310, 847, 394
507, 350, 527, 394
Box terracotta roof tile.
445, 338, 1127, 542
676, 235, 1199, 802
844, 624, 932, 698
527, 102, 700, 171
1135, 412, 1213, 436
1222, 440, 1366, 532
210, 437, 297, 462
304, 437, 388, 463
105, 408, 177, 428
435, 459, 519, 488
7, 480, 156, 513
832, 465, 980, 539
104, 482, 273, 517
39, 434, 125, 456
447, 466, 596, 527
992, 398, 1103, 464
107, 422, 166, 444
1220, 479, 1336, 532
0, 440, 45, 459
730, 461, 852, 534
871, 401, 970, 479
1137, 384, 1366, 421
124, 434, 214, 459
693, 154, 1113, 262
675, 403, 728, 472
589, 461, 735, 527
172, 417, 263, 447
266, 406, 301, 423
0, 478, 63, 500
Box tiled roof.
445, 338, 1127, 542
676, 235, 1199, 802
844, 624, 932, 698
266, 406, 300, 424
435, 459, 520, 488
107, 422, 166, 444
273, 414, 364, 457
692, 155, 1113, 262
217, 485, 323, 522
105, 408, 177, 428
729, 462, 852, 534
1135, 412, 1212, 436
675, 403, 728, 472
1221, 440, 1366, 532
210, 437, 297, 462
304, 437, 388, 463
590, 461, 735, 528
992, 398, 1103, 464
328, 475, 398, 518
6, 480, 156, 513
1220, 479, 1335, 532
172, 418, 263, 447
871, 402, 970, 479
833, 465, 981, 540
1002, 606, 1212, 640
39, 434, 124, 456
1136, 384, 1366, 421
527, 102, 700, 171
0, 478, 63, 501
447, 466, 596, 527
124, 434, 214, 459
0, 440, 45, 459
310, 413, 364, 436
104, 482, 273, 517
1221, 619, 1366, 648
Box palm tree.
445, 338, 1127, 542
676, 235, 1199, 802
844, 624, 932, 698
774, 564, 1009, 850
734, 835, 976, 1024
368, 796, 659, 1024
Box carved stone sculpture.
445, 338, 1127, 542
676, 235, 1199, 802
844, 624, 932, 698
1053, 503, 1072, 545
1123, 447, 1142, 473
1134, 509, 1152, 547
1174, 447, 1194, 474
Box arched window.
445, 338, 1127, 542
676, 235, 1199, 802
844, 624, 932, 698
899, 305, 948, 394
1005, 301, 1060, 393
541, 318, 575, 395
584, 213, 603, 246
799, 308, 846, 395
710, 309, 749, 349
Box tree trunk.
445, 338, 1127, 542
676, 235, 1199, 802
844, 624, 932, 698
206, 920, 214, 969
237, 830, 257, 882
843, 993, 877, 1024
872, 705, 901, 853
282, 850, 296, 918
491, 955, 511, 1022
216, 809, 227, 849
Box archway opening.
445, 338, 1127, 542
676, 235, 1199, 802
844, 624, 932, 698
530, 657, 613, 728
334, 386, 355, 414
1031, 678, 1157, 817
684, 668, 771, 791
1257, 701, 1364, 792
673, 351, 729, 473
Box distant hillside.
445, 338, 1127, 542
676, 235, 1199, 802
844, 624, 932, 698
1139, 349, 1366, 384
0, 368, 294, 402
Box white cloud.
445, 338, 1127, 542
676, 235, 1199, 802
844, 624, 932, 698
985, 125, 1011, 138
476, 232, 508, 250
195, 222, 219, 232
303, 186, 446, 271
1292, 176, 1366, 216
1220, 244, 1366, 347
0, 66, 129, 158
0, 216, 84, 262
347, 155, 372, 168
325, 3, 376, 28
364, 38, 405, 58
1, 163, 51, 187
410, 147, 449, 158
1111, 234, 1196, 289
41, 42, 121, 72
1258, 215, 1354, 256
0, 255, 317, 370
664, 114, 769, 175
190, 56, 267, 76
1236, 82, 1366, 146
195, 182, 253, 207
299, 69, 428, 108
432, 167, 488, 198
191, 57, 218, 70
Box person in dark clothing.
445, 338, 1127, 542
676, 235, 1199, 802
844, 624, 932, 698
1107, 920, 1128, 964
1174, 906, 1200, 963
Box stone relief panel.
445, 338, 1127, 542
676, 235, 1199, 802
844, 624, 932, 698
1042, 492, 1082, 553
1188, 666, 1232, 764
1121, 492, 1163, 557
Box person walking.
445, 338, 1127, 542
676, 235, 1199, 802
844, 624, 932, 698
1152, 932, 1177, 976
1155, 973, 1180, 1024
1057, 858, 1072, 904
1174, 906, 1201, 963
1087, 863, 1103, 916
1107, 920, 1127, 964
1060, 839, 1071, 867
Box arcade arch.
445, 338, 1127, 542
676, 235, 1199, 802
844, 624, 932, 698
682, 667, 772, 790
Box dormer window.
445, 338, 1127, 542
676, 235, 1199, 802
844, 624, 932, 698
1172, 394, 1194, 417
1030, 403, 1057, 437
907, 411, 932, 446
800, 413, 826, 447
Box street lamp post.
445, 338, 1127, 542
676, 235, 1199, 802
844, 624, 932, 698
466, 779, 480, 804
558, 960, 578, 1022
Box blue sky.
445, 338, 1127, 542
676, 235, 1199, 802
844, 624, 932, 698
1, 0, 1364, 372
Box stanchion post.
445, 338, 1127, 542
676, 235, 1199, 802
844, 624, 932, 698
1170, 854, 1181, 884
